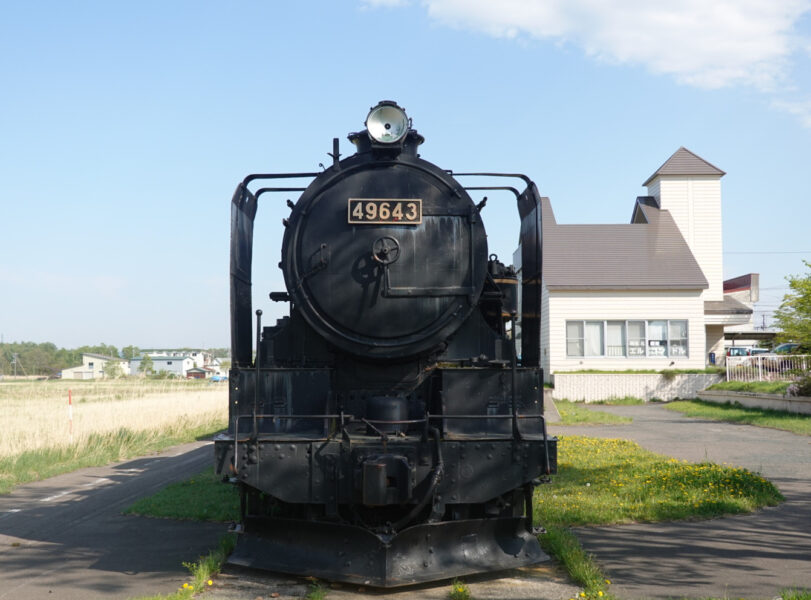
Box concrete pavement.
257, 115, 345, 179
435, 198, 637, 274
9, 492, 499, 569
0, 441, 228, 599
550, 404, 811, 600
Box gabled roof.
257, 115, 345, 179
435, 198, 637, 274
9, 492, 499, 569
642, 147, 725, 186
542, 197, 708, 291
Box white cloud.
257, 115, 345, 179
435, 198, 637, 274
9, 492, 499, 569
772, 98, 811, 127
418, 0, 811, 91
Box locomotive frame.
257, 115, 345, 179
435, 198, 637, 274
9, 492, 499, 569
214, 102, 557, 587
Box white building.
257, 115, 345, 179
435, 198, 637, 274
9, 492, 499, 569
129, 355, 195, 377
61, 353, 131, 380
526, 147, 752, 382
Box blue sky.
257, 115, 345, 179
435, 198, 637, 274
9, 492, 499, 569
1, 0, 810, 350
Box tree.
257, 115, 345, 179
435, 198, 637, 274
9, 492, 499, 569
773, 260, 811, 348
105, 361, 123, 379
122, 345, 140, 360
138, 355, 154, 376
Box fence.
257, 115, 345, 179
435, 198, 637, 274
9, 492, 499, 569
726, 354, 811, 382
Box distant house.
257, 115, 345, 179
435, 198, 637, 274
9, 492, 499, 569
515, 147, 752, 382
61, 353, 131, 380
129, 355, 195, 378
138, 349, 224, 376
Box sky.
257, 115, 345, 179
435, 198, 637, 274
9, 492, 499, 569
1, 0, 810, 351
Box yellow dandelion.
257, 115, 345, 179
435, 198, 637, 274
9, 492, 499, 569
182, 583, 189, 589
606, 579, 611, 584
207, 579, 213, 586
598, 591, 604, 597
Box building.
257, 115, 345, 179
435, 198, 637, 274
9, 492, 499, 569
523, 147, 752, 382
129, 355, 196, 377
61, 353, 131, 380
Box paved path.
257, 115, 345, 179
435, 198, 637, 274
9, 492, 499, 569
550, 404, 811, 600
0, 441, 227, 600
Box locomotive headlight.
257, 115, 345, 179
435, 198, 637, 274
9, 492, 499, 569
366, 101, 409, 144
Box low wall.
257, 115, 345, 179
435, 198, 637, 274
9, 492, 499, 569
552, 373, 724, 402
697, 389, 811, 415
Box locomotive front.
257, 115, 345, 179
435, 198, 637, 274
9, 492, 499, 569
215, 101, 557, 587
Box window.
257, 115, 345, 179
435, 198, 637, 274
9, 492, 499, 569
565, 320, 689, 359
669, 320, 688, 357
606, 321, 626, 357
628, 321, 646, 357
566, 321, 584, 357
647, 320, 667, 357
584, 321, 604, 356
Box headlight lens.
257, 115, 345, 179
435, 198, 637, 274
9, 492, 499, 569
366, 102, 409, 144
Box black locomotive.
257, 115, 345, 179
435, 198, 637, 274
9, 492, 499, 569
214, 101, 557, 587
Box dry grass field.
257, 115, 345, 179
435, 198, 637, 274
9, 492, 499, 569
0, 378, 227, 459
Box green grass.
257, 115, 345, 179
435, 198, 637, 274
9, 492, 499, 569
781, 589, 811, 600
448, 578, 471, 600
125, 466, 240, 521
535, 435, 784, 599
129, 534, 235, 599
708, 380, 791, 394
592, 396, 647, 405
554, 400, 633, 425
0, 418, 226, 495
665, 399, 811, 435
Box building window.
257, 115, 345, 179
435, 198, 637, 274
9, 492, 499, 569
566, 321, 584, 357
628, 321, 646, 357
606, 321, 626, 357
565, 320, 688, 358
669, 320, 689, 357
647, 320, 668, 357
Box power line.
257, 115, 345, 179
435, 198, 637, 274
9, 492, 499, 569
724, 251, 811, 254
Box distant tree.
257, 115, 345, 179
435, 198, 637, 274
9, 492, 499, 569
774, 260, 811, 349
122, 345, 140, 360
105, 361, 123, 379
138, 354, 154, 376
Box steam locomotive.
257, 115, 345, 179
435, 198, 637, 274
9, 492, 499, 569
214, 101, 557, 587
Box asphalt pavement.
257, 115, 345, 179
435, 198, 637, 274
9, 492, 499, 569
550, 403, 811, 600
0, 441, 227, 600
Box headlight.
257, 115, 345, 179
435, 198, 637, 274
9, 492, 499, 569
366, 101, 409, 144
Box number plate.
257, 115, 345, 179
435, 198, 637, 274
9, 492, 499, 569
348, 198, 422, 225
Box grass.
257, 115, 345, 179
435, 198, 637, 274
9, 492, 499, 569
665, 399, 811, 436
781, 589, 811, 600
448, 578, 471, 600
707, 380, 791, 394
0, 378, 227, 495
0, 417, 226, 495
554, 400, 633, 425
130, 534, 235, 600
125, 466, 240, 522
0, 378, 227, 458
535, 435, 784, 599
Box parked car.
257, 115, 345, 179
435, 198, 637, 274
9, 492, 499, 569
726, 346, 753, 357
773, 343, 801, 354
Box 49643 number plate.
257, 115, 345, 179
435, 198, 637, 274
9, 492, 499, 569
348, 198, 422, 225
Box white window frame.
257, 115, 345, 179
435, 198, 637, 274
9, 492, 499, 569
565, 319, 689, 359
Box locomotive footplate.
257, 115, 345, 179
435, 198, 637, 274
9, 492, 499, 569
228, 516, 548, 587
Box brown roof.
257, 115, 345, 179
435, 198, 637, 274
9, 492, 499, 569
642, 147, 725, 186
542, 197, 709, 291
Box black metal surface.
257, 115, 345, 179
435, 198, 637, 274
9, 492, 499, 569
222, 104, 556, 587
228, 517, 548, 587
